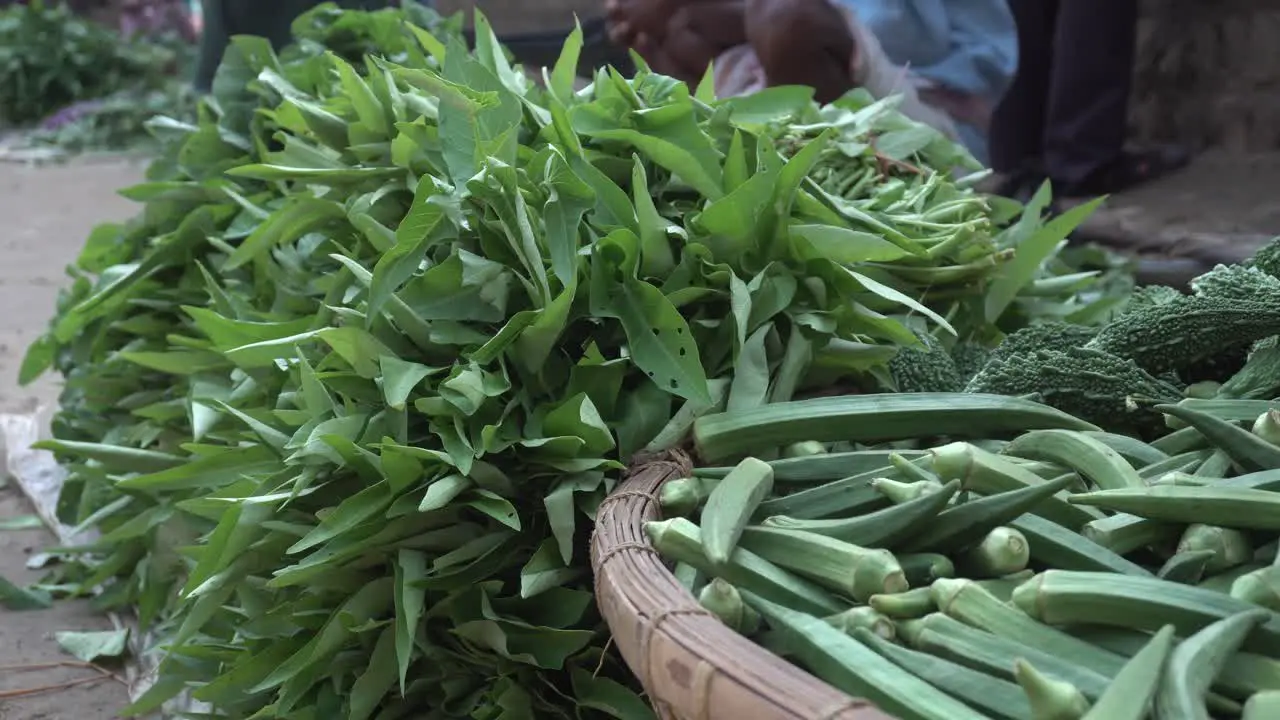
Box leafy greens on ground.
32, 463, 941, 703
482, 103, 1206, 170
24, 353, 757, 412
19, 3, 1128, 717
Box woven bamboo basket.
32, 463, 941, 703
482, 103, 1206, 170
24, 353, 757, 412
591, 449, 895, 720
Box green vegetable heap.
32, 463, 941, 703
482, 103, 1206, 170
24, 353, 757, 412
967, 239, 1280, 438
657, 390, 1280, 719
18, 3, 1125, 717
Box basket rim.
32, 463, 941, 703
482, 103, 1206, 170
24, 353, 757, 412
590, 449, 894, 720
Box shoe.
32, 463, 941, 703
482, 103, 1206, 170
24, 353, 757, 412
1058, 146, 1192, 197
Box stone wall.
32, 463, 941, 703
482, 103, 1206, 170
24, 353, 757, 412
1131, 0, 1280, 151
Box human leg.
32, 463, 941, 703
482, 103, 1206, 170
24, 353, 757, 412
1041, 0, 1188, 195
988, 0, 1057, 177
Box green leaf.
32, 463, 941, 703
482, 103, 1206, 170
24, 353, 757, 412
544, 393, 615, 455
223, 197, 347, 270
984, 194, 1106, 322
419, 474, 472, 512
0, 575, 51, 610
571, 667, 655, 720
17, 333, 54, 386
368, 175, 454, 317
520, 539, 582, 598
55, 629, 129, 663
548, 18, 584, 103
631, 156, 676, 278
728, 324, 771, 412
543, 473, 605, 564
845, 268, 956, 336
464, 489, 521, 531
601, 273, 710, 403
380, 355, 439, 410
349, 627, 398, 720
790, 223, 912, 263
393, 549, 427, 693
0, 515, 42, 530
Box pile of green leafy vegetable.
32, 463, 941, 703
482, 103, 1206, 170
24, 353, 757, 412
0, 0, 186, 127
16, 3, 1131, 717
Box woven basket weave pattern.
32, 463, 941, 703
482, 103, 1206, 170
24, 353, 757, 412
591, 450, 893, 720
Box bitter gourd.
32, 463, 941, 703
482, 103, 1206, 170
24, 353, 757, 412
950, 342, 994, 386
1121, 284, 1183, 314
990, 322, 1098, 363
1191, 264, 1280, 303
1246, 236, 1280, 278
1085, 295, 1280, 377
964, 347, 1183, 437
889, 333, 964, 393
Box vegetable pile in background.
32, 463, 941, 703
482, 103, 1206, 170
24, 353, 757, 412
660, 376, 1280, 719
0, 0, 197, 155
17, 2, 1131, 717
0, 0, 189, 126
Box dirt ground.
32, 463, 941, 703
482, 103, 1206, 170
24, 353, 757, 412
0, 157, 146, 720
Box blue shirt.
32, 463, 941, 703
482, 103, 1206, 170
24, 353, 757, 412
835, 0, 1018, 162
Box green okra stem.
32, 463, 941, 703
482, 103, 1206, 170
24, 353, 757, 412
869, 587, 936, 619
1014, 658, 1092, 720
1177, 523, 1252, 574
956, 526, 1030, 579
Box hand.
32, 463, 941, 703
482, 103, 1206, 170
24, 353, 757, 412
606, 0, 746, 84
744, 0, 856, 103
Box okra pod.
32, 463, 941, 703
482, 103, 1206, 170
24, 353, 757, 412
1154, 609, 1269, 720
760, 479, 959, 549
754, 468, 890, 520
1081, 512, 1179, 556
1231, 566, 1280, 611
1079, 431, 1169, 467
930, 442, 1100, 528
646, 518, 843, 616
824, 606, 894, 640
1069, 485, 1280, 531
901, 474, 1076, 553
701, 457, 774, 568
694, 449, 926, 482
901, 613, 1111, 699
1010, 513, 1151, 576
1003, 429, 1144, 490
1080, 625, 1174, 720
1011, 570, 1280, 654
660, 477, 716, 517
1157, 550, 1215, 585
741, 591, 990, 720
693, 393, 1097, 462
855, 627, 1033, 720
1244, 690, 1280, 720
899, 553, 956, 587
1155, 403, 1280, 473
737, 526, 908, 601
931, 578, 1125, 673
873, 477, 945, 505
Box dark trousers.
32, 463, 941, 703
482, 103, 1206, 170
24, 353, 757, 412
989, 0, 1139, 185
